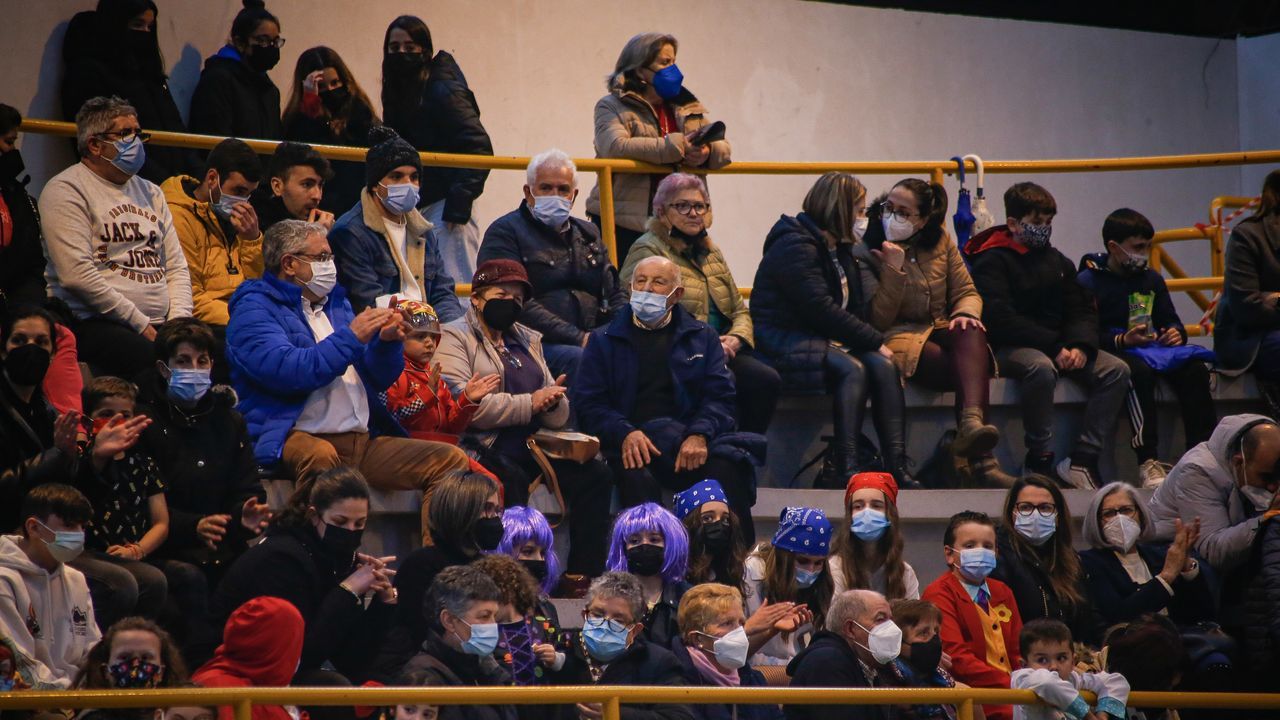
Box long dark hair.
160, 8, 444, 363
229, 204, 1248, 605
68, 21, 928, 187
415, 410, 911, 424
1253, 169, 1280, 219
1002, 474, 1085, 608
381, 15, 433, 128
893, 178, 949, 249
74, 617, 188, 689
756, 543, 832, 630
283, 46, 380, 138
830, 495, 908, 600
683, 510, 746, 590
96, 0, 164, 78
274, 466, 370, 529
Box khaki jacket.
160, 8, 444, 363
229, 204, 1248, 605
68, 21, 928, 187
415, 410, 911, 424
585, 89, 731, 232
870, 232, 983, 377
620, 220, 753, 347
161, 175, 263, 326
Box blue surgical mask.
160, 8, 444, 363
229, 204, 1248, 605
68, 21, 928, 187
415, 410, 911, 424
795, 567, 821, 588
1014, 512, 1058, 546
850, 508, 890, 542
167, 367, 212, 405
652, 64, 684, 100
109, 136, 146, 176
457, 619, 500, 656
214, 189, 250, 219
36, 519, 85, 564
583, 617, 632, 662
630, 288, 675, 325
956, 547, 997, 582
530, 194, 572, 229
380, 181, 421, 215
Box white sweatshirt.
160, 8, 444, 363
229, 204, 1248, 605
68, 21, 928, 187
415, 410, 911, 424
1012, 667, 1131, 720
40, 162, 193, 331
0, 535, 101, 689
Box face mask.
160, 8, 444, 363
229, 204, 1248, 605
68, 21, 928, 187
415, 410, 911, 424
1017, 222, 1052, 250
699, 520, 732, 556
456, 618, 500, 656
1241, 484, 1276, 511
247, 45, 280, 73
303, 258, 338, 298
3, 343, 51, 387
214, 185, 250, 220
1014, 512, 1057, 546
1103, 515, 1142, 553
854, 619, 903, 665
530, 194, 572, 229
167, 368, 212, 405
480, 297, 522, 332
380, 181, 421, 215
850, 508, 890, 542
794, 567, 821, 588
956, 547, 997, 582
630, 288, 675, 325
583, 617, 632, 662
651, 64, 684, 100
882, 214, 916, 243
385, 52, 427, 76
37, 520, 85, 564
625, 543, 666, 577
703, 626, 749, 670
0, 149, 26, 182
853, 216, 869, 240
319, 86, 351, 114
320, 523, 363, 565
1113, 245, 1149, 274
520, 558, 548, 584
905, 635, 943, 676
108, 136, 146, 177
474, 516, 504, 551
107, 658, 163, 689
670, 227, 709, 245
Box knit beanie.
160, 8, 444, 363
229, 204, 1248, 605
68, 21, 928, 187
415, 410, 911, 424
365, 125, 421, 187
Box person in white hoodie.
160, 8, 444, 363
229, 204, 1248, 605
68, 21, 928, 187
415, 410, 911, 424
0, 482, 100, 689
1011, 619, 1128, 720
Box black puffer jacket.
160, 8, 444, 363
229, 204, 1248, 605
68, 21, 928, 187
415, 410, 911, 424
989, 526, 1103, 646
1215, 214, 1280, 374
750, 213, 882, 393
1242, 513, 1280, 680
477, 203, 624, 346
383, 51, 492, 224
189, 49, 283, 142
556, 635, 694, 720
0, 164, 47, 309
0, 379, 76, 532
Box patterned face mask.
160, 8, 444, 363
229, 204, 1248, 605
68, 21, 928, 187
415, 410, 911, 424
1017, 221, 1052, 249
106, 658, 163, 688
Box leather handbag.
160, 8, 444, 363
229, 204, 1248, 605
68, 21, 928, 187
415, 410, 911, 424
525, 430, 600, 528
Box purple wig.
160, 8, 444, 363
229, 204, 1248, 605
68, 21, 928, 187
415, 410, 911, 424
496, 506, 561, 595
606, 502, 688, 585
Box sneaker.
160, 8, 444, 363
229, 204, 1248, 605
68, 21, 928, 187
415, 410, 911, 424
1055, 456, 1099, 490
1139, 459, 1170, 489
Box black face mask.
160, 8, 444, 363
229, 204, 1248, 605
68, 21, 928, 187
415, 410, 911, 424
625, 543, 665, 577
699, 520, 732, 556
247, 45, 280, 73
481, 298, 522, 332
0, 149, 26, 184
520, 558, 549, 583
319, 86, 351, 115
384, 52, 427, 77
670, 227, 709, 244
3, 344, 51, 387
905, 635, 943, 676
474, 516, 505, 551
320, 522, 363, 566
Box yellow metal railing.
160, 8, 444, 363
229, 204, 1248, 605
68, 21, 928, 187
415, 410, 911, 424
4, 686, 1280, 720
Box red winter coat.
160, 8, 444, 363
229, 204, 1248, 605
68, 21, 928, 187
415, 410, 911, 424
921, 572, 1023, 720
194, 596, 305, 720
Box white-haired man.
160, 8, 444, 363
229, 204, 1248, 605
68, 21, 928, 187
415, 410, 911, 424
41, 95, 193, 378
787, 589, 896, 720
477, 148, 626, 378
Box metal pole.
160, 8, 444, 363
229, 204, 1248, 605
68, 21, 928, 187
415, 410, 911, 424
959, 699, 974, 720
235, 699, 252, 720
602, 694, 622, 720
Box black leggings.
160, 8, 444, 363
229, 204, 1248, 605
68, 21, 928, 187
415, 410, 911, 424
1120, 354, 1216, 461
825, 347, 906, 470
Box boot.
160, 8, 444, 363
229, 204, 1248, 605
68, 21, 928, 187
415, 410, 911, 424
952, 407, 1000, 458
968, 454, 1017, 488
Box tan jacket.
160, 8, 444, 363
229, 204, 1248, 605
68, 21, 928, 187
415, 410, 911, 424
619, 220, 753, 347
161, 175, 263, 326
870, 232, 983, 377
585, 90, 731, 232
435, 307, 570, 449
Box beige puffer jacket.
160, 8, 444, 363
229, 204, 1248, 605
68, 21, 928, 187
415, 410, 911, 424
585, 89, 731, 233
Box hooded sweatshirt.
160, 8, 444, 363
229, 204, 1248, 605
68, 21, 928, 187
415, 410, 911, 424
0, 535, 100, 689
194, 596, 304, 720
1147, 413, 1274, 571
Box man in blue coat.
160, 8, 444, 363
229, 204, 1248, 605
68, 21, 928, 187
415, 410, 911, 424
225, 219, 470, 543
572, 256, 762, 540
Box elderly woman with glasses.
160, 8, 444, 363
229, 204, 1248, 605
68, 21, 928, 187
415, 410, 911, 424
1078, 482, 1214, 627
619, 173, 779, 433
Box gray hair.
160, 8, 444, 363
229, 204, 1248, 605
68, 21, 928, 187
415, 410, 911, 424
75, 96, 137, 155
585, 571, 645, 624
828, 589, 883, 632
427, 565, 502, 621
608, 33, 678, 93
632, 255, 682, 288
526, 148, 577, 189
264, 220, 326, 274
1081, 482, 1152, 550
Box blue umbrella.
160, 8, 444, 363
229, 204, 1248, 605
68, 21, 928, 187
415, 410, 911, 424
951, 156, 976, 246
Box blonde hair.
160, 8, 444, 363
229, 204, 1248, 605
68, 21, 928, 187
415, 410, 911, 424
803, 172, 867, 243
676, 583, 742, 635
608, 33, 678, 92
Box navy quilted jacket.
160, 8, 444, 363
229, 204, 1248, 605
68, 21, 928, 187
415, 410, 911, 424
1243, 514, 1280, 675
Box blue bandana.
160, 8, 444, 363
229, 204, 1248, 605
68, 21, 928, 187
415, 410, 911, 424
772, 506, 831, 555
673, 479, 727, 520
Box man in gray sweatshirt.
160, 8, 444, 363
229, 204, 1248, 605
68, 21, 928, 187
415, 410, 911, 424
40, 96, 192, 378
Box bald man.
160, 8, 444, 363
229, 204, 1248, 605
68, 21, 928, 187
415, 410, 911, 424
572, 256, 763, 540
787, 589, 894, 720
1148, 413, 1280, 572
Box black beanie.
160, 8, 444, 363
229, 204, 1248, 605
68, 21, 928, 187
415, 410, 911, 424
365, 125, 422, 187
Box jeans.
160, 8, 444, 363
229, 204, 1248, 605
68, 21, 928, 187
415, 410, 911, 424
825, 347, 906, 473
729, 349, 781, 433
1119, 354, 1215, 461
73, 316, 155, 379
543, 342, 585, 381
995, 346, 1130, 457
71, 550, 168, 631
421, 199, 481, 286
607, 450, 757, 545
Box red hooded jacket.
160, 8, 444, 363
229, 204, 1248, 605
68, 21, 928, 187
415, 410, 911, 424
194, 596, 305, 720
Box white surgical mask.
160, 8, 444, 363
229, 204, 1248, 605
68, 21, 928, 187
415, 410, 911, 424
1241, 484, 1275, 511
1103, 515, 1142, 553
854, 619, 903, 665
882, 214, 916, 243
853, 216, 869, 240
698, 627, 749, 670
304, 258, 338, 298
530, 194, 572, 229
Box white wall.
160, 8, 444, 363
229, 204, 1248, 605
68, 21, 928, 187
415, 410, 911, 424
2, 0, 1262, 324
1238, 32, 1280, 195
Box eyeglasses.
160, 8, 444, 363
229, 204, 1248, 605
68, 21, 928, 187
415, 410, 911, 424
292, 252, 333, 263
585, 615, 630, 633
97, 129, 151, 144
249, 36, 286, 49
1013, 502, 1057, 518
1099, 505, 1138, 521
670, 201, 710, 216
878, 201, 918, 221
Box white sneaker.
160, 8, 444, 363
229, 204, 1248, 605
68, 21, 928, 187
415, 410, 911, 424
1139, 459, 1170, 489
1055, 456, 1099, 490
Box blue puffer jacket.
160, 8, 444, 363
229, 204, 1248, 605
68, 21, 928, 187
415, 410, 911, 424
226, 273, 408, 464
751, 213, 882, 393
572, 305, 737, 449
